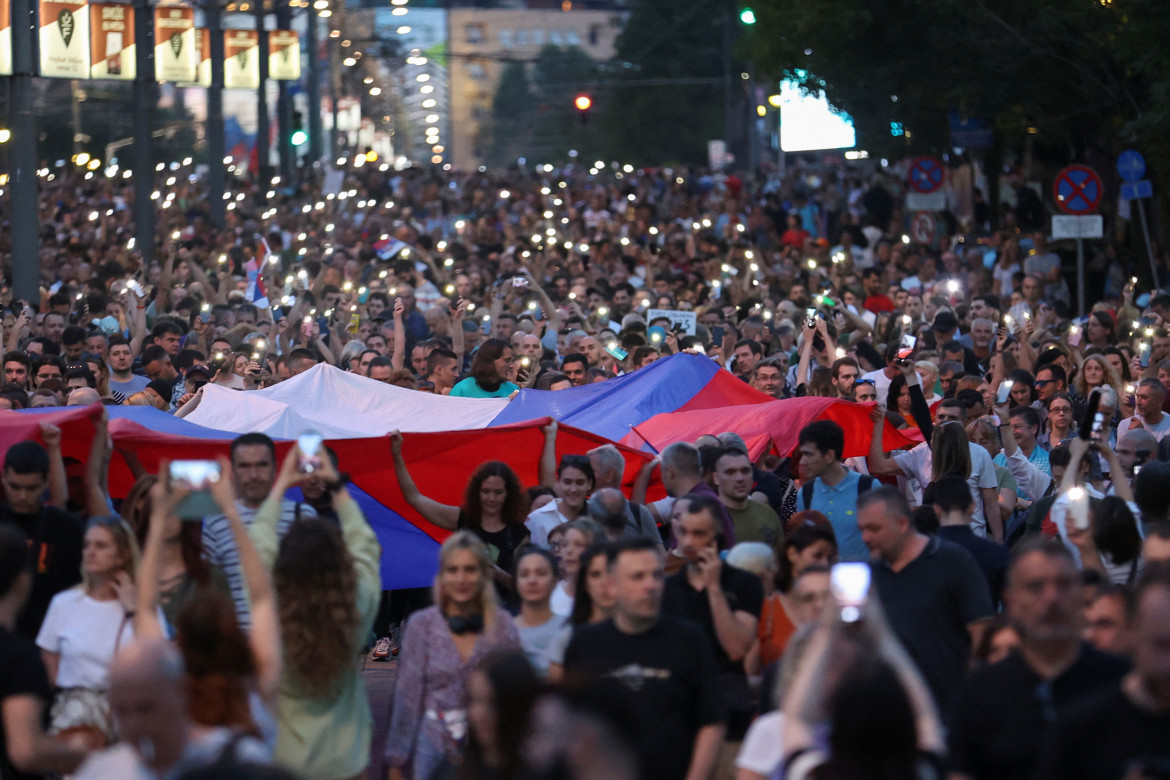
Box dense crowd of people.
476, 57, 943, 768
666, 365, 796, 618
2, 157, 1170, 780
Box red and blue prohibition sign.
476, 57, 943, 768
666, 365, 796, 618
1053, 165, 1102, 215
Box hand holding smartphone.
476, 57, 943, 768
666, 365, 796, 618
297, 430, 324, 473
168, 460, 222, 519
831, 563, 871, 623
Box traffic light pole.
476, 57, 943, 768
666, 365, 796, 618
275, 0, 293, 184
305, 9, 322, 164
206, 0, 226, 227
132, 0, 156, 262
255, 0, 269, 178
9, 0, 38, 302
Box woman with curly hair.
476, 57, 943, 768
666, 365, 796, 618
135, 463, 281, 748
250, 443, 382, 780
386, 531, 521, 780
391, 431, 532, 592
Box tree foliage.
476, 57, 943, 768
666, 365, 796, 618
482, 44, 604, 167
746, 0, 1168, 172
605, 0, 732, 165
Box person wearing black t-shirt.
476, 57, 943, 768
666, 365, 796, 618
0, 525, 89, 779
662, 493, 762, 745
1034, 563, 1170, 780
564, 537, 726, 780
0, 441, 83, 638
949, 540, 1129, 780
859, 487, 993, 713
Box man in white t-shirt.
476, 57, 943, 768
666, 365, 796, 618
1117, 379, 1170, 442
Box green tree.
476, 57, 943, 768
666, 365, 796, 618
483, 59, 535, 167
746, 0, 1170, 231
482, 45, 609, 166
605, 0, 734, 165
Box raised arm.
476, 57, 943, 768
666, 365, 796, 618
450, 299, 467, 367
84, 411, 112, 518
210, 457, 282, 703
867, 404, 904, 476
40, 423, 67, 510
136, 476, 176, 642
631, 457, 659, 507
901, 364, 933, 442
538, 420, 558, 489
390, 431, 460, 530
390, 297, 406, 373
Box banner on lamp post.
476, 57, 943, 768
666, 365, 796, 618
89, 2, 133, 79
223, 28, 258, 90
39, 0, 90, 78
268, 29, 299, 80
0, 0, 12, 76
153, 4, 196, 82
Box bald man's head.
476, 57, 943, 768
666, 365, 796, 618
587, 487, 630, 531
109, 641, 190, 771
67, 387, 101, 406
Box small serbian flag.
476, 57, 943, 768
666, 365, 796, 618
245, 236, 271, 307
373, 237, 410, 260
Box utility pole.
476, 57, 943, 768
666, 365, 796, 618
275, 0, 293, 184
132, 0, 156, 262
330, 0, 344, 157
255, 0, 269, 178
206, 0, 226, 226
9, 0, 38, 301
305, 7, 322, 164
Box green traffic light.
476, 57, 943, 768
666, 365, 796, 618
739, 7, 756, 24
291, 130, 308, 146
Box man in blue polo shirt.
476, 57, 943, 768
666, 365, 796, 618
795, 420, 874, 559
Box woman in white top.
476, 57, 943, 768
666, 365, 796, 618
36, 515, 141, 747
549, 520, 601, 617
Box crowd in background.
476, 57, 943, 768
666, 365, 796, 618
1, 158, 1170, 780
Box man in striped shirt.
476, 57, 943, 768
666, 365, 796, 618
201, 432, 316, 629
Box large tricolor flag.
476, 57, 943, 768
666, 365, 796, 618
4, 405, 658, 589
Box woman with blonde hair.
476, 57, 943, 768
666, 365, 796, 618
124, 389, 168, 410
386, 531, 521, 780
35, 516, 143, 747
1074, 352, 1123, 407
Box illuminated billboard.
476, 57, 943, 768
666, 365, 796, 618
778, 75, 856, 153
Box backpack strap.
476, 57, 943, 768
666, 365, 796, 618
857, 475, 875, 494
802, 481, 815, 509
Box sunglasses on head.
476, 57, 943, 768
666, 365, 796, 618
854, 378, 876, 386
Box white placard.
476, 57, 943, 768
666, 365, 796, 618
906, 191, 946, 212
1051, 214, 1103, 240
647, 308, 697, 335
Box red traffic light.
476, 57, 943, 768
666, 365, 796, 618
574, 95, 592, 111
